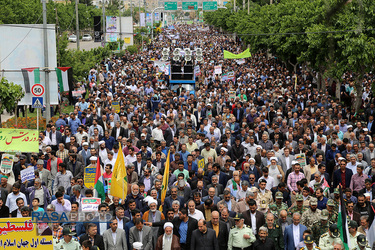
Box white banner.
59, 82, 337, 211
140, 13, 146, 27
21, 167, 35, 182
214, 65, 222, 75
154, 61, 171, 75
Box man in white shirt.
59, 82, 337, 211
125, 147, 137, 166
187, 200, 204, 221
6, 183, 28, 214
51, 191, 71, 212
258, 167, 275, 190
151, 123, 164, 142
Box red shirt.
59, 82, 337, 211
341, 170, 346, 187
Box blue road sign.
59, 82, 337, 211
32, 97, 43, 108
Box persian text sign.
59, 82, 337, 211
84, 166, 96, 189
0, 217, 53, 249
0, 129, 39, 153
81, 198, 101, 212
1, 154, 14, 174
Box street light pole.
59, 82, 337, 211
75, 0, 80, 50
151, 6, 163, 40
102, 0, 106, 46
42, 0, 51, 121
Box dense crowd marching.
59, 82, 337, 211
1, 24, 375, 250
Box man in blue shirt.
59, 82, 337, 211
103, 130, 115, 150
172, 208, 198, 250
179, 144, 190, 163
316, 187, 328, 210
68, 113, 81, 135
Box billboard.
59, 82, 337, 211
0, 24, 59, 105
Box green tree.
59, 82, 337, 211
0, 78, 25, 127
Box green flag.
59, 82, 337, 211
224, 48, 252, 59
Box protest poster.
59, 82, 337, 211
198, 158, 205, 172
228, 90, 236, 100
0, 129, 39, 153
0, 217, 53, 249
295, 153, 307, 169
21, 167, 35, 182
81, 198, 101, 212
112, 101, 120, 113
1, 153, 14, 174
214, 65, 222, 75
84, 166, 96, 189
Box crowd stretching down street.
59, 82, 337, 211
2, 24, 375, 250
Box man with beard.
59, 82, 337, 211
301, 198, 321, 230
354, 195, 370, 217
98, 141, 108, 162
190, 219, 219, 250
6, 183, 28, 214
264, 213, 284, 250
124, 184, 144, 211
229, 137, 245, 167
155, 222, 180, 250
252, 226, 275, 249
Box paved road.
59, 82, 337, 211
67, 40, 103, 50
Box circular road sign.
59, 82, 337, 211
32, 84, 44, 97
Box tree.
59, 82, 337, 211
0, 78, 25, 127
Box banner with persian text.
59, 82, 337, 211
0, 129, 39, 153
0, 217, 53, 249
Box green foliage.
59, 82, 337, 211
0, 78, 25, 127
205, 0, 375, 111
0, 0, 102, 31
126, 45, 139, 54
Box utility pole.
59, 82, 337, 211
233, 0, 236, 12
119, 2, 122, 50
42, 0, 51, 121
75, 0, 80, 50
102, 0, 106, 46
248, 0, 249, 14
55, 5, 60, 66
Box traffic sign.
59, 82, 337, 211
203, 1, 217, 10
32, 97, 43, 109
182, 1, 198, 10
164, 2, 178, 10
31, 84, 44, 97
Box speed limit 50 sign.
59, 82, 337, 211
32, 84, 44, 97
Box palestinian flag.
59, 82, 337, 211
337, 186, 350, 250
55, 67, 73, 92
21, 67, 40, 93
94, 157, 106, 202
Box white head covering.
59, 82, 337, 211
133, 242, 143, 250
148, 198, 157, 207
221, 147, 228, 152
164, 222, 174, 230
99, 141, 105, 145
89, 156, 97, 161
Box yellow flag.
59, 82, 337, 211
223, 48, 252, 59
159, 150, 170, 212
111, 142, 127, 200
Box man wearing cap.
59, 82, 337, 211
300, 235, 321, 250
311, 209, 331, 244
319, 224, 343, 250
288, 194, 308, 217
54, 226, 81, 250
257, 179, 273, 214
301, 197, 322, 230
228, 213, 256, 250
321, 200, 336, 224
348, 220, 364, 250
155, 222, 180, 250
354, 234, 371, 250
274, 191, 288, 214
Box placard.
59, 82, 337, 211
84, 166, 96, 189
1, 153, 14, 174
21, 167, 35, 182
214, 66, 222, 75
198, 158, 205, 170
0, 217, 53, 249
112, 101, 120, 113
295, 153, 307, 169
228, 90, 236, 100
0, 129, 39, 153
81, 198, 101, 212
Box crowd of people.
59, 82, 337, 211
1, 24, 375, 250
